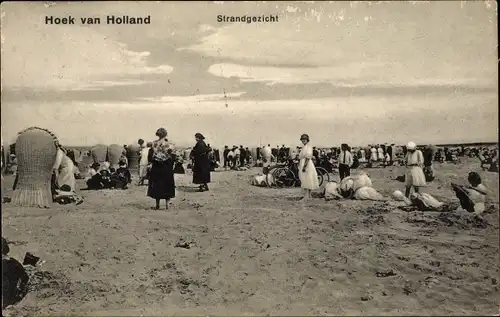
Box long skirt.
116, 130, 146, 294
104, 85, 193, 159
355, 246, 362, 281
298, 159, 319, 190
147, 161, 175, 199
57, 166, 76, 191
192, 157, 211, 184
139, 164, 148, 178
405, 166, 427, 187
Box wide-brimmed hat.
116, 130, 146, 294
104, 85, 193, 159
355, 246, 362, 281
195, 133, 205, 140
407, 142, 416, 150
300, 134, 310, 141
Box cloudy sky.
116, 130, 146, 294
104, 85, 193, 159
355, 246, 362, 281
1, 1, 497, 148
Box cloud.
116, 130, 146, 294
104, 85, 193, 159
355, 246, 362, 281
198, 24, 216, 33
2, 91, 496, 147
182, 2, 496, 86
0, 3, 173, 91
140, 92, 246, 104
207, 63, 497, 87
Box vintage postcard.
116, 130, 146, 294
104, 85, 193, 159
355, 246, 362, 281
1, 1, 498, 315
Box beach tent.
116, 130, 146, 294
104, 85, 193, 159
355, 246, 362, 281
126, 144, 141, 170
90, 144, 108, 164
11, 127, 58, 208
108, 144, 124, 169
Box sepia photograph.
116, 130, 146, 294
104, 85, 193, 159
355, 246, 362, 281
1, 1, 498, 315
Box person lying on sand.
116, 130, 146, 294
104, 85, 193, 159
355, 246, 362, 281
251, 173, 275, 187
324, 173, 385, 201
451, 172, 489, 215
393, 190, 454, 212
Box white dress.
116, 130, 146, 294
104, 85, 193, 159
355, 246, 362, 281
405, 150, 426, 187
377, 148, 385, 161
359, 149, 366, 162
370, 148, 378, 161
54, 149, 77, 192
139, 147, 150, 178
298, 143, 319, 190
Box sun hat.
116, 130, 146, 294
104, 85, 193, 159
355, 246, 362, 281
300, 134, 310, 141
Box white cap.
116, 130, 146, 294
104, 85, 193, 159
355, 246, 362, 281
407, 142, 416, 150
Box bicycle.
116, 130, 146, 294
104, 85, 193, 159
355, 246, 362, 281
269, 159, 330, 188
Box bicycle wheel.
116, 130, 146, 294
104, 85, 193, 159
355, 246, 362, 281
316, 167, 330, 185
316, 170, 324, 187
274, 167, 296, 188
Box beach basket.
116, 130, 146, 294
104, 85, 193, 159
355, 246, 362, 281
11, 127, 58, 208
79, 153, 93, 174
126, 144, 141, 170
91, 144, 108, 164
251, 147, 258, 161
108, 144, 124, 169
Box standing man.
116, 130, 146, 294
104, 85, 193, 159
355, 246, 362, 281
239, 145, 246, 167
313, 146, 319, 165
386, 143, 394, 166
245, 147, 252, 165
223, 145, 229, 168
338, 143, 353, 180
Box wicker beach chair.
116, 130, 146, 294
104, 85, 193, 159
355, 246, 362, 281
11, 127, 58, 208
126, 144, 141, 171
107, 144, 124, 169
90, 144, 108, 164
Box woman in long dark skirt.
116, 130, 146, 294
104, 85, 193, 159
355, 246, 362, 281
147, 127, 176, 210
191, 133, 211, 192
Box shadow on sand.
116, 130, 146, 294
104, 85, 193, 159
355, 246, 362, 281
176, 186, 202, 193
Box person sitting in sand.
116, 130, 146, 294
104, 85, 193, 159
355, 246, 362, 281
86, 166, 112, 190
173, 157, 185, 174
98, 161, 111, 173
110, 159, 132, 190
86, 163, 100, 180
2, 237, 29, 309
451, 172, 489, 215
53, 146, 77, 193
487, 150, 498, 172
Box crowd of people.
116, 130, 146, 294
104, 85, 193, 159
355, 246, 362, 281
1, 127, 498, 210
0, 127, 497, 310
248, 134, 495, 212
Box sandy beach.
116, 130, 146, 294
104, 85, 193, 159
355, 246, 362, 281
1, 158, 498, 316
